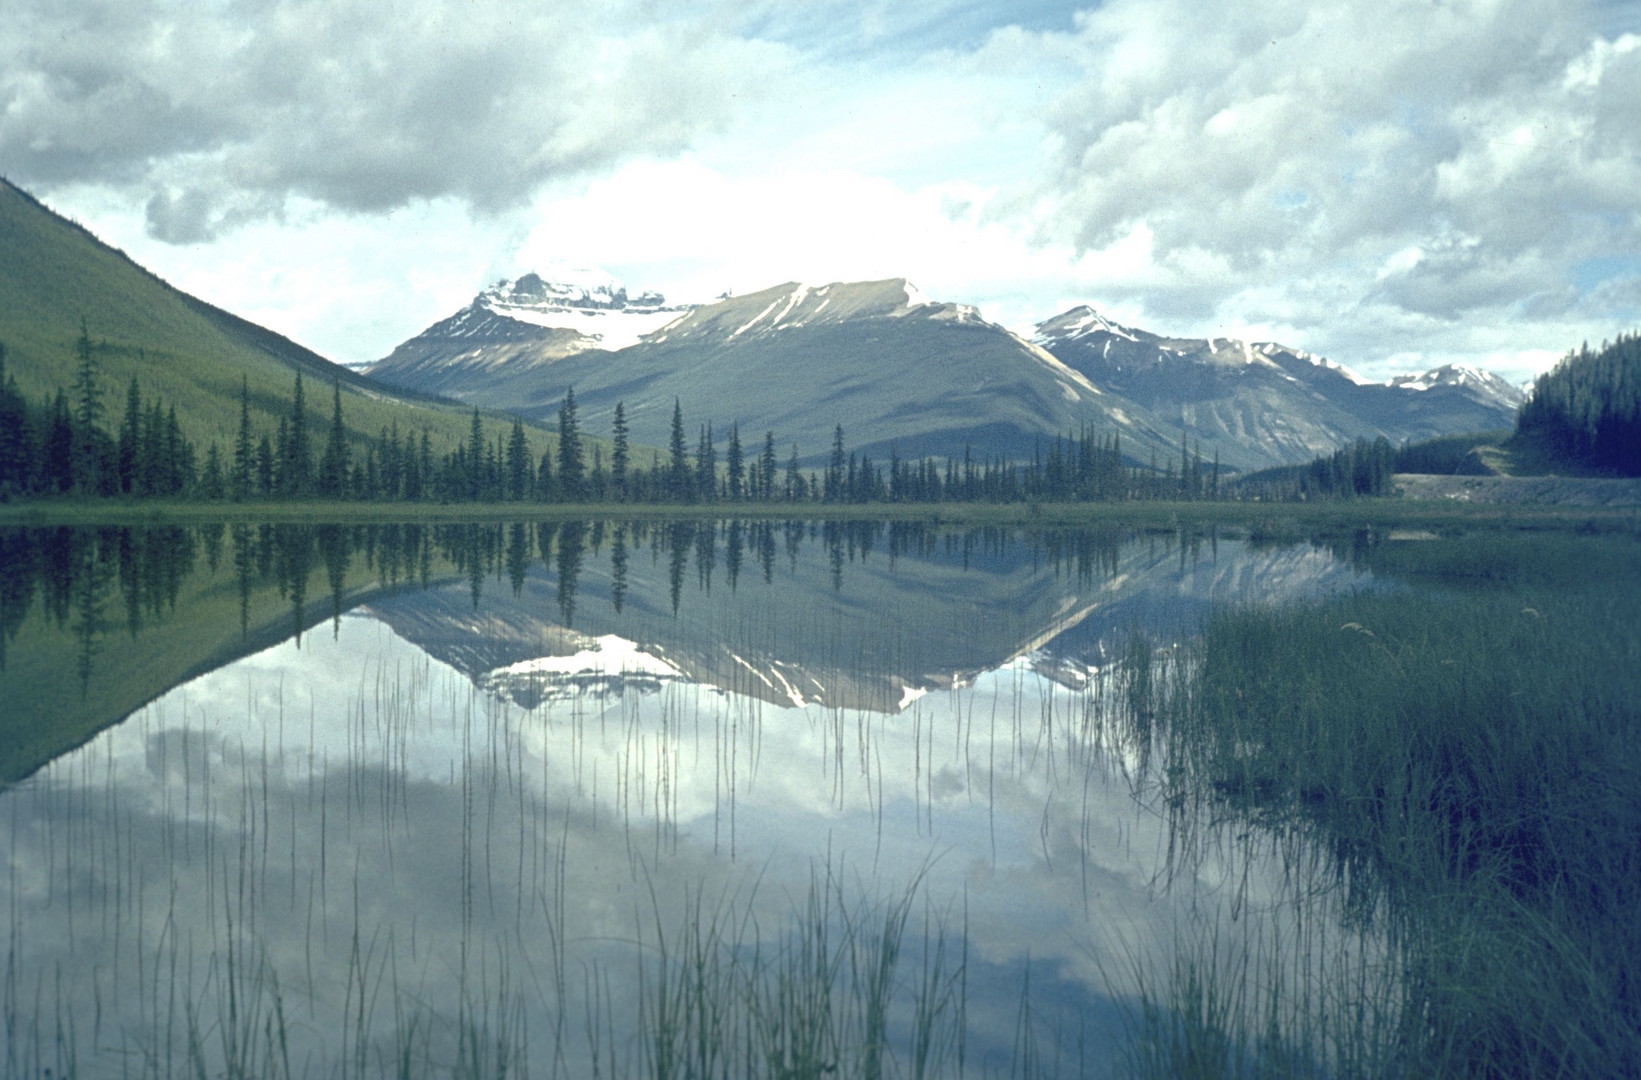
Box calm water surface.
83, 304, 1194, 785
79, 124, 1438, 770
1, 520, 1385, 1078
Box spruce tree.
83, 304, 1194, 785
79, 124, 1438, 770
286, 375, 312, 495
0, 345, 33, 497
69, 319, 105, 491
761, 432, 777, 501
318, 380, 349, 498
506, 418, 530, 501
233, 377, 253, 501
726, 424, 744, 500
558, 388, 584, 500
44, 390, 74, 493
785, 445, 802, 501
695, 423, 716, 500
668, 399, 689, 501
826, 424, 846, 502
611, 402, 630, 501
119, 377, 141, 494
417, 430, 433, 500
256, 435, 274, 497
202, 444, 226, 500
466, 407, 484, 501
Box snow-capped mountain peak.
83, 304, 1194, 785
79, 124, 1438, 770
459, 268, 687, 350
1032, 305, 1141, 345
1388, 363, 1524, 409
480, 266, 629, 312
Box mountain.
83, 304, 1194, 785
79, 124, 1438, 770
370, 272, 1526, 474
1033, 306, 1525, 469
369, 276, 1196, 468
368, 267, 691, 396
0, 178, 539, 456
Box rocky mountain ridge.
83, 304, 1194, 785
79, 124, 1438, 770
365, 270, 1526, 472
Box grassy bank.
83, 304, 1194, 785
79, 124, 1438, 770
1132, 531, 1641, 1077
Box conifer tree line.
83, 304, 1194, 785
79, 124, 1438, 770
0, 324, 197, 499
1, 332, 1231, 505
1234, 436, 1398, 501
1516, 334, 1641, 475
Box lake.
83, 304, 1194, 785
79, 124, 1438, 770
2, 518, 1636, 1078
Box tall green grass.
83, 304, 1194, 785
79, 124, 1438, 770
1129, 532, 1641, 1077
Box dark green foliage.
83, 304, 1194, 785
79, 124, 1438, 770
505, 418, 531, 501
557, 387, 583, 500
669, 398, 690, 501
1393, 429, 1508, 474
1, 178, 559, 477
760, 431, 777, 502
1152, 533, 1641, 1077
725, 423, 743, 501
317, 380, 350, 498
694, 422, 716, 500
285, 374, 313, 495
610, 402, 629, 501
1517, 334, 1641, 474
1236, 436, 1396, 500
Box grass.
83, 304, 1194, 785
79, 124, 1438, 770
0, 177, 554, 463
1128, 530, 1641, 1077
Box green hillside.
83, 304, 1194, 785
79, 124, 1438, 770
0, 178, 542, 461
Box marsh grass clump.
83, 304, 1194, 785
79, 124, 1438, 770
632, 868, 972, 1080
1141, 533, 1641, 1078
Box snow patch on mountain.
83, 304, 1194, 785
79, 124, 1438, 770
463, 268, 690, 351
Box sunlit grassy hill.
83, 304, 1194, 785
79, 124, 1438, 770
0, 178, 543, 458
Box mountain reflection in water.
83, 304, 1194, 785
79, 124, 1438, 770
0, 519, 1381, 1077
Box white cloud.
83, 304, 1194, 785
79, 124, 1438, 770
1031, 0, 1641, 375
1, 0, 793, 235
8, 0, 1638, 380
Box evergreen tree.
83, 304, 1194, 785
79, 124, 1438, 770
69, 319, 106, 491
558, 388, 584, 500
668, 399, 690, 501
785, 445, 802, 501
466, 407, 484, 501
611, 401, 630, 501
233, 377, 253, 501
380, 422, 401, 501
506, 418, 531, 501
725, 423, 744, 500
417, 430, 433, 501
70, 319, 101, 432
826, 424, 846, 501
0, 345, 33, 498
256, 435, 275, 497
119, 376, 141, 494
286, 375, 312, 495
274, 416, 291, 496
695, 422, 717, 500
165, 404, 189, 494
761, 432, 777, 501
43, 390, 74, 493
201, 443, 226, 500
318, 380, 350, 498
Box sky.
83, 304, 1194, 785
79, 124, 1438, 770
4, 0, 1639, 385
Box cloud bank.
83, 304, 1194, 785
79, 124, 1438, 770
1, 0, 789, 240
3, 0, 1636, 378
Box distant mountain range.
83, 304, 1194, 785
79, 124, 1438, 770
367, 270, 1526, 472
0, 171, 1529, 475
